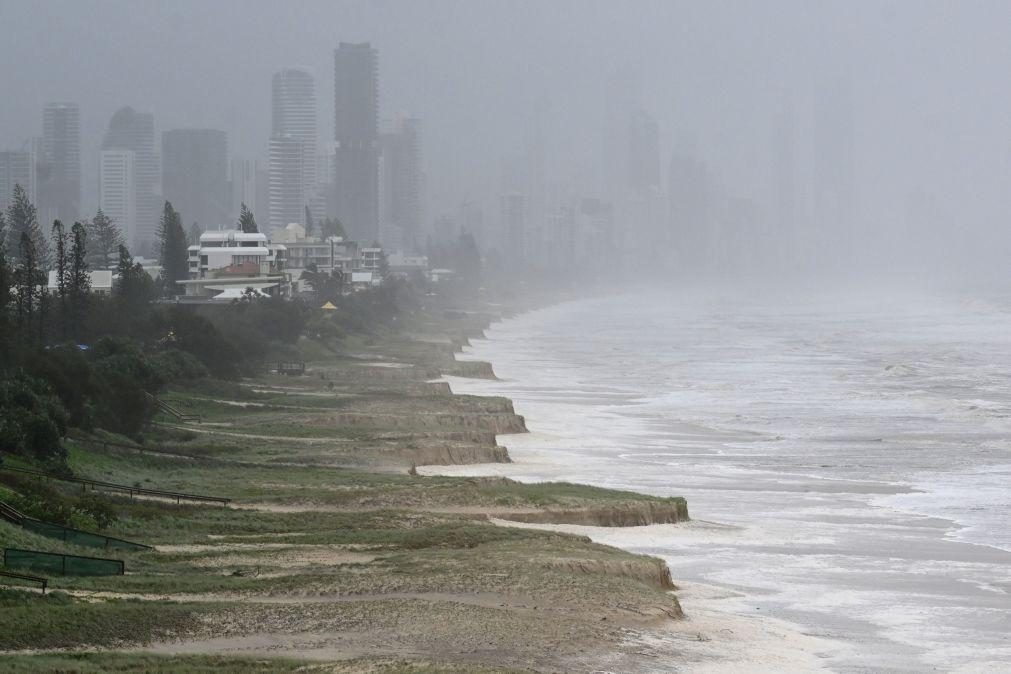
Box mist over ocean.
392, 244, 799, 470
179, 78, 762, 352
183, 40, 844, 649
441, 290, 1011, 671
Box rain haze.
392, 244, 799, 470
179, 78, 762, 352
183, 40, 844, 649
3, 1, 1011, 280
1, 2, 1010, 673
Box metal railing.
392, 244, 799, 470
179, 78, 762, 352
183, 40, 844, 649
1, 498, 150, 550
276, 361, 306, 375
0, 569, 48, 593
145, 392, 201, 423
0, 501, 25, 525
0, 466, 231, 505
71, 435, 205, 462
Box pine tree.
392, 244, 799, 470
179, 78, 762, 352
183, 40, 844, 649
0, 237, 8, 313
116, 244, 133, 281
68, 222, 90, 340
51, 220, 69, 338
115, 244, 152, 314
0, 236, 11, 369
6, 184, 49, 269
238, 203, 258, 234
85, 208, 123, 270
115, 244, 136, 305
14, 232, 40, 341
304, 206, 314, 237
157, 201, 189, 295
188, 221, 203, 246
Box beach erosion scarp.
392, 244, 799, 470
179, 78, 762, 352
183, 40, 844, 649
423, 301, 845, 673
1, 301, 699, 673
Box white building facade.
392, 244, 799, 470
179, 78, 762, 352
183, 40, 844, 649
99, 149, 136, 247
181, 229, 288, 300
269, 68, 322, 229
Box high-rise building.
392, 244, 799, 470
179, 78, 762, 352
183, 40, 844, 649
668, 148, 714, 268
230, 158, 268, 225
499, 192, 526, 263
99, 149, 136, 247
333, 42, 379, 242
102, 107, 159, 252
628, 109, 660, 196
268, 135, 307, 230
38, 103, 80, 225
162, 129, 228, 230
601, 67, 642, 198
0, 149, 36, 213
316, 150, 335, 221
379, 117, 421, 252
269, 68, 319, 230
458, 199, 484, 250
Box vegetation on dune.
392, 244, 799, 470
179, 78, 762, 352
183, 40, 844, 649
0, 589, 211, 651
2, 652, 526, 673
0, 189, 426, 473
0, 653, 316, 674
0, 186, 687, 671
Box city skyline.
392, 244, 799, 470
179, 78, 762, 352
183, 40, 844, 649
4, 2, 1011, 277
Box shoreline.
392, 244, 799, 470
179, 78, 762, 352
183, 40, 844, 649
426, 293, 1011, 672
1, 297, 702, 673
420, 302, 844, 672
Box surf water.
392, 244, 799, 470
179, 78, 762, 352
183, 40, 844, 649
438, 290, 1011, 672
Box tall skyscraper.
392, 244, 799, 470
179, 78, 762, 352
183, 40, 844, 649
499, 192, 526, 263
230, 158, 268, 225
0, 149, 35, 213
162, 129, 228, 230
601, 67, 642, 198
334, 42, 379, 243
269, 67, 319, 230
102, 107, 159, 252
38, 103, 80, 225
668, 148, 714, 268
99, 149, 136, 247
628, 109, 660, 196
316, 150, 335, 220
268, 135, 307, 230
379, 116, 422, 251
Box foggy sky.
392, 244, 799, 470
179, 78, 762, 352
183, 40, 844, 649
3, 0, 1011, 277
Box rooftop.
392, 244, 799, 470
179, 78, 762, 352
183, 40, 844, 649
199, 230, 268, 242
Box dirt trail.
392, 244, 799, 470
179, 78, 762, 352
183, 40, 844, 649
157, 423, 338, 445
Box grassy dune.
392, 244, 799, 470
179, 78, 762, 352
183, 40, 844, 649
0, 308, 688, 672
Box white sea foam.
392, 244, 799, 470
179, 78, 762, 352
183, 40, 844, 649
429, 291, 1011, 671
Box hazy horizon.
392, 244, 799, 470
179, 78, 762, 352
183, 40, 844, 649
3, 0, 1011, 279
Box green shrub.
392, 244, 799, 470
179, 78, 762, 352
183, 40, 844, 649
0, 373, 68, 462
149, 348, 209, 382
1, 474, 118, 530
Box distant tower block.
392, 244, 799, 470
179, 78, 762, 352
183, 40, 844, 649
334, 42, 379, 243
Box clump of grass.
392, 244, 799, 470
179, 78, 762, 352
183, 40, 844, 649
0, 593, 215, 650
0, 653, 319, 673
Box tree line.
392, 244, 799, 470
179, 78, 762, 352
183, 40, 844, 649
0, 186, 299, 468
0, 184, 426, 472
